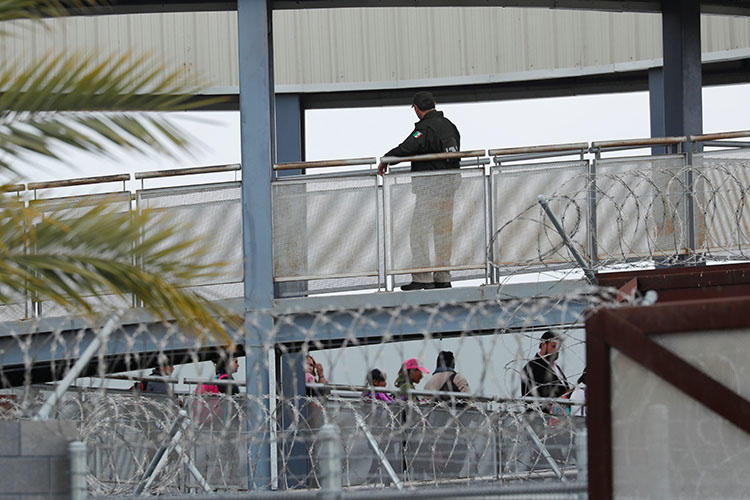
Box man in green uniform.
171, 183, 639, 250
378, 91, 461, 290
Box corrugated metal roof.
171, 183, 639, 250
1, 7, 748, 93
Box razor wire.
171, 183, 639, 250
0, 143, 748, 496
0, 287, 645, 495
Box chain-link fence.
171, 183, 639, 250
2, 133, 749, 497
0, 287, 646, 496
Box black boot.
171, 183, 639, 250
401, 282, 435, 291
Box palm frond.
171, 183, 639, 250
0, 188, 239, 340
0, 49, 226, 172
0, 0, 68, 23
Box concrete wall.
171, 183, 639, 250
0, 421, 75, 499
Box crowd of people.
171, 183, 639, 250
130, 331, 585, 415
315, 330, 585, 414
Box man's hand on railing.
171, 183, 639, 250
377, 162, 388, 176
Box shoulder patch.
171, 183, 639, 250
412, 131, 423, 139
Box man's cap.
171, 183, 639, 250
412, 91, 436, 110
403, 358, 430, 373
541, 329, 560, 342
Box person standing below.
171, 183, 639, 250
362, 368, 395, 403
196, 354, 239, 396
394, 358, 430, 400
569, 370, 586, 417
134, 364, 174, 395
424, 351, 470, 396
520, 330, 570, 399
304, 354, 328, 385
378, 91, 461, 291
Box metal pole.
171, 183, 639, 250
537, 196, 598, 285
523, 420, 565, 481
238, 0, 275, 490
351, 409, 403, 490
576, 426, 588, 499
35, 315, 119, 420
69, 440, 87, 500
684, 143, 696, 253
318, 423, 342, 500
134, 410, 188, 495
587, 158, 599, 268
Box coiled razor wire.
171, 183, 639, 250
0, 286, 650, 495
1, 151, 748, 494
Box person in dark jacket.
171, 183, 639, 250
132, 364, 174, 395
213, 354, 240, 395
378, 91, 461, 291
520, 330, 570, 399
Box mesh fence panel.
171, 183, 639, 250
0, 288, 635, 496
385, 168, 485, 277
692, 148, 750, 258
137, 182, 243, 298
490, 161, 589, 270
594, 155, 688, 263
272, 174, 379, 282
31, 192, 134, 318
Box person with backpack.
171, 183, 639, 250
424, 351, 470, 396
197, 354, 240, 396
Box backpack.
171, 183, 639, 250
439, 372, 466, 407
192, 374, 229, 427
196, 373, 229, 395
439, 372, 460, 394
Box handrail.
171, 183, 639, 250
379, 149, 486, 165
489, 142, 589, 157
135, 163, 240, 180
590, 136, 687, 152
307, 383, 580, 406
689, 130, 750, 142
28, 174, 130, 190
183, 377, 247, 387
3, 184, 25, 192
105, 374, 179, 384
274, 157, 377, 171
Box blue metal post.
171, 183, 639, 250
275, 94, 304, 166
662, 1, 702, 252
648, 67, 666, 155
662, 0, 703, 138
274, 93, 308, 299
238, 0, 274, 489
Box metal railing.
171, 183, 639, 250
9, 385, 587, 495
5, 131, 750, 312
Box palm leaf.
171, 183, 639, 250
0, 188, 240, 340
0, 49, 225, 172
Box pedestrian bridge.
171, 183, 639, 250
4, 130, 750, 321
0, 130, 748, 379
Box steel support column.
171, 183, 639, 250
274, 94, 308, 299
238, 0, 274, 489
661, 0, 703, 139
648, 67, 666, 155
662, 0, 701, 253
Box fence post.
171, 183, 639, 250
576, 426, 588, 499
318, 423, 342, 500
587, 156, 598, 268
35, 315, 119, 420
69, 440, 87, 500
